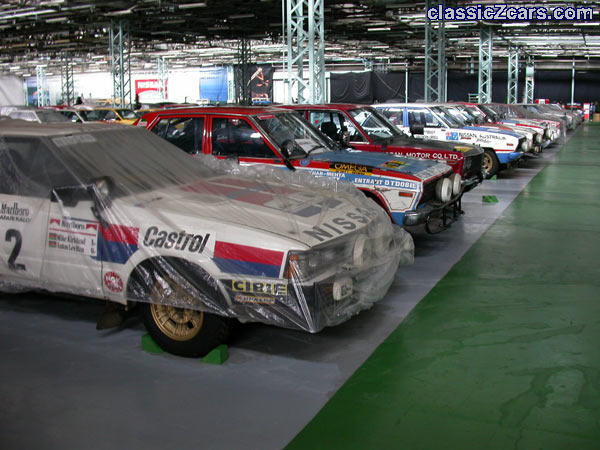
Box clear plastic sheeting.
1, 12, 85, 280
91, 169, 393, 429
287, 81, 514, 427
0, 120, 412, 333
492, 104, 567, 144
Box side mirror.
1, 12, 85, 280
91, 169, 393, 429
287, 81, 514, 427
410, 125, 424, 135
51, 185, 90, 207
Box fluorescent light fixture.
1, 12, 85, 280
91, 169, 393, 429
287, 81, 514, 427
228, 13, 255, 19
502, 22, 530, 27
573, 22, 599, 26
445, 24, 459, 29
45, 17, 67, 23
178, 2, 207, 9
367, 27, 391, 31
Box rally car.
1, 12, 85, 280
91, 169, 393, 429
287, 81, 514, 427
280, 103, 484, 190
0, 120, 410, 357
140, 106, 463, 232
484, 103, 562, 141
373, 103, 527, 178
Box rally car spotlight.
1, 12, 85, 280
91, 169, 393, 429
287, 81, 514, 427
435, 177, 452, 203
535, 133, 543, 144
450, 173, 462, 196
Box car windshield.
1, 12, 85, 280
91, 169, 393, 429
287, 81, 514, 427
85, 110, 111, 121
348, 107, 398, 140
431, 106, 464, 127
254, 111, 335, 159
39, 126, 214, 196
36, 110, 71, 123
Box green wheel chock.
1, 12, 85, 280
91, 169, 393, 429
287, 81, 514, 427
482, 195, 499, 203
490, 175, 498, 180
141, 333, 164, 354
202, 344, 229, 365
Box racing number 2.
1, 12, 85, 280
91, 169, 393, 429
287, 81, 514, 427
5, 229, 26, 271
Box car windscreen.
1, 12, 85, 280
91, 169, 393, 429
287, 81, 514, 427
254, 112, 335, 158
44, 127, 214, 196
431, 107, 464, 127
347, 108, 397, 140
36, 110, 71, 123
118, 109, 139, 119
85, 110, 111, 121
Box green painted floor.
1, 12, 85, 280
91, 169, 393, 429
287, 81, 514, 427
287, 124, 600, 449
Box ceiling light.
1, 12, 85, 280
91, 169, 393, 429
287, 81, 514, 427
502, 22, 530, 27
178, 2, 207, 9
367, 27, 391, 32
573, 22, 599, 26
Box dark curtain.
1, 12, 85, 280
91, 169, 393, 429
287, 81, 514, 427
331, 69, 600, 105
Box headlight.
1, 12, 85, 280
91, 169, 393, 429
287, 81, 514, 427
450, 173, 462, 196
535, 133, 543, 144
545, 128, 551, 138
435, 177, 452, 203
520, 140, 529, 151
353, 234, 368, 267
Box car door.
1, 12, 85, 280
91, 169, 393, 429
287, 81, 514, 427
0, 137, 48, 284
208, 116, 282, 166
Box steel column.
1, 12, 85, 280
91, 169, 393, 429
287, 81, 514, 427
507, 47, 519, 104
478, 27, 493, 103
60, 55, 75, 106
284, 0, 325, 104
524, 59, 535, 103
236, 37, 252, 105
570, 60, 575, 106
405, 68, 409, 102
110, 20, 131, 107
36, 65, 48, 107
424, 0, 446, 102
157, 57, 168, 101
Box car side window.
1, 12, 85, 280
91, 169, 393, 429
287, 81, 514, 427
211, 117, 274, 158
157, 117, 204, 155
0, 137, 76, 197
104, 110, 118, 121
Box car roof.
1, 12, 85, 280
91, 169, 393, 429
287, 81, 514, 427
0, 119, 129, 137
144, 105, 287, 116
281, 103, 368, 111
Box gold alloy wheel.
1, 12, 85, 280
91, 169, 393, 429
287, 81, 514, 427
149, 278, 204, 342
482, 152, 493, 173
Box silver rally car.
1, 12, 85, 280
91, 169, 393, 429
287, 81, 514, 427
0, 120, 411, 357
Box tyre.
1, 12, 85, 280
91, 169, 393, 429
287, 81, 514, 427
140, 268, 230, 358
482, 149, 500, 179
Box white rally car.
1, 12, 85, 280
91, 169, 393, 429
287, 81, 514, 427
373, 103, 528, 178
0, 120, 410, 357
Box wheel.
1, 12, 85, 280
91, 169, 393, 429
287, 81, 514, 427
482, 149, 500, 179
140, 270, 230, 358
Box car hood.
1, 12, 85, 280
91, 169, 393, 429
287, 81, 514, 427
122, 175, 377, 248
387, 135, 480, 153
308, 150, 451, 181
463, 125, 522, 139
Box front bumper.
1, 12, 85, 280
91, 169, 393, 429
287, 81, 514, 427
496, 151, 523, 165
402, 191, 463, 229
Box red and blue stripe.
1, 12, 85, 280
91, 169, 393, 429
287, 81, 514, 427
213, 241, 284, 278
95, 225, 139, 264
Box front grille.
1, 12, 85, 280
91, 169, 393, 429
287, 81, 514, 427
464, 152, 483, 179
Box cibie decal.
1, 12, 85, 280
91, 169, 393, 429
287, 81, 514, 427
329, 162, 372, 176
453, 146, 472, 153
234, 294, 276, 305
0, 201, 32, 223
231, 280, 288, 296
103, 272, 124, 293
382, 160, 406, 169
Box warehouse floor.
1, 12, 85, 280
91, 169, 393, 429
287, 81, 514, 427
0, 126, 593, 450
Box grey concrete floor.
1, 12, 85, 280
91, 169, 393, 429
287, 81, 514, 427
0, 140, 566, 450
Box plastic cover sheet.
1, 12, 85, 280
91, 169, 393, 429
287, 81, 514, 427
503, 104, 568, 144
0, 120, 413, 332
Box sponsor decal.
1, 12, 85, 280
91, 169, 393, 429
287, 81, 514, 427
143, 227, 210, 253
231, 280, 288, 296
48, 217, 99, 256
382, 160, 406, 169
103, 271, 124, 293
303, 210, 370, 242
213, 242, 284, 278
95, 224, 139, 264
0, 202, 32, 223
445, 131, 459, 141
329, 162, 372, 176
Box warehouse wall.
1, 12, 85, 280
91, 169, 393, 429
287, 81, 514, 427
0, 76, 26, 105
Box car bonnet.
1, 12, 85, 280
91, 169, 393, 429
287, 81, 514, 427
308, 150, 451, 182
